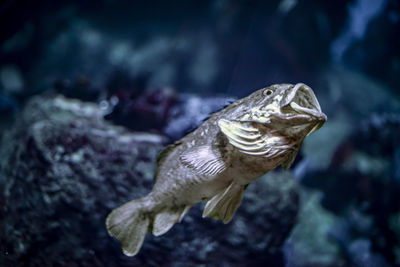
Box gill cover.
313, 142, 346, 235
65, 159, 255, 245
218, 119, 292, 158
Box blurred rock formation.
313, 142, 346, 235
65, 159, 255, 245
0, 95, 300, 266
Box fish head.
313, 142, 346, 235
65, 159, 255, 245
218, 83, 326, 168
239, 83, 326, 138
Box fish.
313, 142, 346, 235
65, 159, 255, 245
106, 83, 327, 256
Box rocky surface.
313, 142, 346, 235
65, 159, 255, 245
0, 95, 300, 266
297, 113, 400, 266
0, 95, 165, 267
283, 189, 345, 267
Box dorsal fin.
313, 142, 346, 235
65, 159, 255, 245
155, 141, 182, 180
156, 141, 182, 166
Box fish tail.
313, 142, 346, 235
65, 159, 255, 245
106, 198, 150, 256
106, 197, 192, 256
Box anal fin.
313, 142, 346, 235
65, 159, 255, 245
178, 205, 191, 222
202, 182, 244, 224
153, 205, 192, 236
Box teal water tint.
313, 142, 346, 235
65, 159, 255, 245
0, 0, 399, 266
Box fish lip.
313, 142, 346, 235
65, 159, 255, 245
282, 83, 326, 122
270, 112, 317, 124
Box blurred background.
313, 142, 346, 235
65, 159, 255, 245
0, 0, 399, 266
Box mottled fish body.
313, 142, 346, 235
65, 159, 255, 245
106, 83, 326, 256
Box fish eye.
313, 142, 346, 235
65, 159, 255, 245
264, 89, 273, 96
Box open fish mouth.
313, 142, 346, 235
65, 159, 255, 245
286, 83, 324, 117
239, 83, 326, 135
270, 83, 327, 135
280, 83, 326, 120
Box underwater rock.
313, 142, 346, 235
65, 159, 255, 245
0, 95, 165, 267
348, 239, 387, 267
0, 95, 299, 266
105, 86, 177, 133
300, 112, 400, 266
283, 188, 345, 267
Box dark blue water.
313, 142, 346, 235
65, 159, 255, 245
1, 1, 399, 266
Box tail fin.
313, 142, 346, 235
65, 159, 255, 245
106, 199, 150, 256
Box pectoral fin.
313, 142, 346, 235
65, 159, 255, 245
202, 182, 244, 224
181, 146, 227, 175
